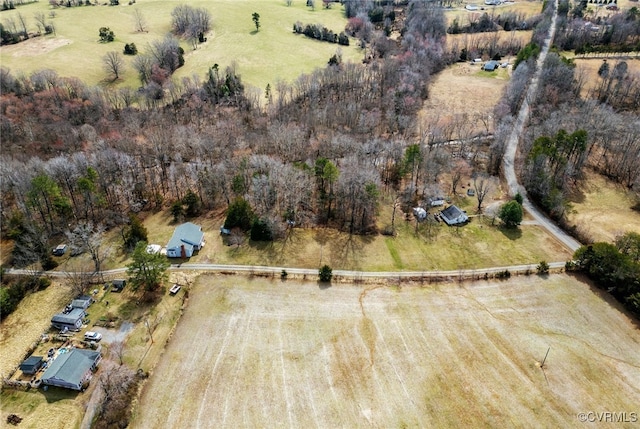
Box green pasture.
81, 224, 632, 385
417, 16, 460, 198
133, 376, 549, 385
0, 0, 363, 91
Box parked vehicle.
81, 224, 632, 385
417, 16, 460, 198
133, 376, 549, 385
52, 244, 67, 256
84, 331, 102, 342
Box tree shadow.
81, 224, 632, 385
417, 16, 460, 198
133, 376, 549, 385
499, 226, 522, 240
318, 281, 332, 290
329, 232, 375, 270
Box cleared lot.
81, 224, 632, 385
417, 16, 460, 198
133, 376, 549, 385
133, 274, 640, 428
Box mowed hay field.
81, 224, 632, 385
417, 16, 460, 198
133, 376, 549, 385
132, 274, 640, 428
566, 171, 640, 243
0, 0, 362, 91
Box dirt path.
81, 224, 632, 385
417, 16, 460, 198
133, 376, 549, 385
502, 0, 582, 253
131, 274, 640, 428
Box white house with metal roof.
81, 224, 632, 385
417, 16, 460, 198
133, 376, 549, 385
166, 222, 205, 258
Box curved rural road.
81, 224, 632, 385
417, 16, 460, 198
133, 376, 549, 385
503, 0, 581, 252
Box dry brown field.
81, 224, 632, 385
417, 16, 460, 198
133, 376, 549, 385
573, 57, 640, 99
132, 274, 640, 429
419, 61, 511, 136
566, 170, 640, 243
445, 1, 544, 26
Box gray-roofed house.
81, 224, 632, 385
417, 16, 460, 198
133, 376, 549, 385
440, 205, 469, 226
51, 308, 86, 331
166, 222, 205, 258
483, 60, 500, 71
19, 356, 44, 375
71, 295, 92, 310
41, 348, 101, 390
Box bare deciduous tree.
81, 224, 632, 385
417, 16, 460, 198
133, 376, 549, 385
132, 8, 147, 33
473, 174, 495, 213
103, 51, 125, 81
63, 260, 96, 296
108, 341, 126, 366
66, 222, 109, 278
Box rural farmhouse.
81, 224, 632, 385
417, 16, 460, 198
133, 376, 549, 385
440, 205, 469, 226
166, 222, 205, 258
51, 308, 85, 331
41, 348, 101, 391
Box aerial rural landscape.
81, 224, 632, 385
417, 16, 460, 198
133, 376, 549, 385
1, 0, 639, 427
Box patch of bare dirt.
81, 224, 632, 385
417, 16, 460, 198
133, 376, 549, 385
0, 37, 71, 57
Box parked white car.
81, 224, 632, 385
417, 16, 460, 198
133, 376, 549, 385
84, 331, 102, 342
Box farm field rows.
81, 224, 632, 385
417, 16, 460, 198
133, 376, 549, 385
132, 274, 640, 428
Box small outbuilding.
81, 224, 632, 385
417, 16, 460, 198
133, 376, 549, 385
51, 308, 86, 331
429, 197, 446, 207
440, 205, 469, 226
71, 295, 93, 310
19, 356, 44, 375
111, 279, 126, 292
166, 222, 205, 258
413, 207, 427, 221
41, 348, 101, 391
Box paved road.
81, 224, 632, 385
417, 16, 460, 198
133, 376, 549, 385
7, 261, 566, 283
502, 0, 582, 253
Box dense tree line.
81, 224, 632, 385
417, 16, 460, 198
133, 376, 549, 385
448, 11, 539, 35
293, 21, 350, 45
570, 232, 640, 318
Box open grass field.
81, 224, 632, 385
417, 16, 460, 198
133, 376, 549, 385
566, 170, 640, 243
132, 273, 640, 428
444, 0, 544, 26
572, 57, 640, 99
0, 0, 362, 91
419, 60, 512, 135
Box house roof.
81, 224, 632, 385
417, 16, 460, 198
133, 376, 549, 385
20, 356, 43, 369
51, 308, 85, 325
41, 348, 100, 388
440, 205, 469, 225
167, 222, 204, 249
483, 60, 499, 71
71, 296, 92, 308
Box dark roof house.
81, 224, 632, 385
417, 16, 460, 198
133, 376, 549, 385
51, 308, 85, 331
111, 279, 126, 292
41, 348, 101, 390
440, 205, 469, 226
166, 222, 205, 258
483, 60, 499, 71
19, 356, 44, 375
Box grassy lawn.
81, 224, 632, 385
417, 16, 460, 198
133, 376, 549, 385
0, 0, 362, 92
